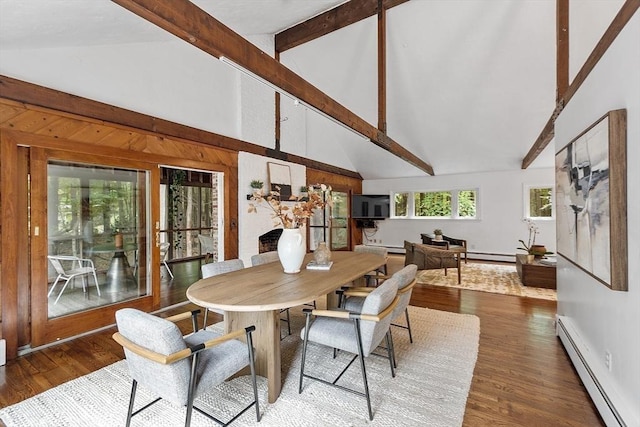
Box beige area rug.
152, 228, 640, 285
417, 262, 556, 301
0, 306, 479, 427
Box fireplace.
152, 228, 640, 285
258, 229, 283, 253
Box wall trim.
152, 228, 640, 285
557, 315, 631, 427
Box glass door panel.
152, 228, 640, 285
47, 161, 150, 318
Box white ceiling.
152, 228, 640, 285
0, 0, 564, 179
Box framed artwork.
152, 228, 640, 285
555, 109, 627, 291
267, 162, 292, 198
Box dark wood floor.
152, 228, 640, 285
0, 256, 603, 426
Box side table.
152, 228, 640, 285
515, 254, 557, 289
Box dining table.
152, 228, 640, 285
186, 250, 386, 403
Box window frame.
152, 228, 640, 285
524, 184, 554, 220
390, 188, 479, 220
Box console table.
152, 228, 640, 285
515, 254, 557, 289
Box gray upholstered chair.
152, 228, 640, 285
298, 277, 399, 421
250, 251, 291, 337
113, 308, 260, 427
201, 259, 245, 328
354, 244, 388, 286
343, 264, 418, 348
250, 251, 279, 266
47, 255, 100, 304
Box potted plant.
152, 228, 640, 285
433, 229, 443, 241
518, 218, 552, 260
250, 179, 264, 191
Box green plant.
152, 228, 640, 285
433, 228, 443, 235
250, 179, 264, 189
300, 185, 309, 193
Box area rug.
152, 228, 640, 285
417, 262, 556, 301
0, 306, 480, 427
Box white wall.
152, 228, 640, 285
0, 40, 241, 140
237, 152, 306, 266
554, 10, 640, 426
362, 167, 555, 260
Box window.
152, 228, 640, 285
391, 189, 477, 219
526, 186, 553, 218
394, 192, 409, 217
415, 191, 452, 217
458, 190, 477, 218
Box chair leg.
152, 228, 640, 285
48, 277, 62, 298
185, 353, 200, 427
389, 329, 397, 369
126, 380, 138, 427
285, 308, 291, 336
299, 312, 312, 393
53, 278, 73, 305
353, 319, 373, 421
92, 270, 101, 296
385, 331, 396, 377
405, 308, 414, 343
246, 329, 261, 422
202, 309, 209, 330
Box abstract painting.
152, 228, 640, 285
555, 109, 627, 291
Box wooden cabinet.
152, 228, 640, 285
516, 254, 557, 289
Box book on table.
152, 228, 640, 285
306, 261, 333, 270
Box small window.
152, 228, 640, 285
527, 186, 553, 218
457, 190, 477, 218
414, 191, 452, 217
393, 192, 409, 217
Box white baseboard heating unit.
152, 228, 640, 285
557, 316, 632, 427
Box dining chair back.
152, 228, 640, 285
200, 259, 245, 328
113, 308, 260, 427
299, 276, 399, 420
250, 251, 292, 337
354, 244, 388, 286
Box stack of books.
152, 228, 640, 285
306, 261, 333, 270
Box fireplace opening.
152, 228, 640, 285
258, 229, 283, 253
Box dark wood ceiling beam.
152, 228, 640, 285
112, 0, 433, 175
556, 0, 569, 101
0, 75, 361, 179
378, 0, 387, 133
522, 0, 639, 169
276, 0, 409, 53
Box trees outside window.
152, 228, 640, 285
391, 189, 477, 219
527, 186, 553, 218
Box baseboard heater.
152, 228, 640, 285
556, 316, 627, 427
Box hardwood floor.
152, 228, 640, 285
0, 256, 603, 426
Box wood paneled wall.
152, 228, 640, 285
0, 95, 362, 359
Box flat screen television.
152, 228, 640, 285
351, 194, 390, 219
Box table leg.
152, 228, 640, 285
225, 310, 282, 403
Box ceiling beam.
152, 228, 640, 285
556, 0, 569, 101
378, 0, 387, 133
522, 0, 639, 169
112, 0, 433, 175
0, 75, 362, 179
275, 0, 410, 53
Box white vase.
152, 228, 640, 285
277, 228, 306, 273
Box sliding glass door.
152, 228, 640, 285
30, 148, 158, 346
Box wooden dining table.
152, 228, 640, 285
186, 251, 386, 403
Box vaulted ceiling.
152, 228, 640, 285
0, 0, 626, 179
